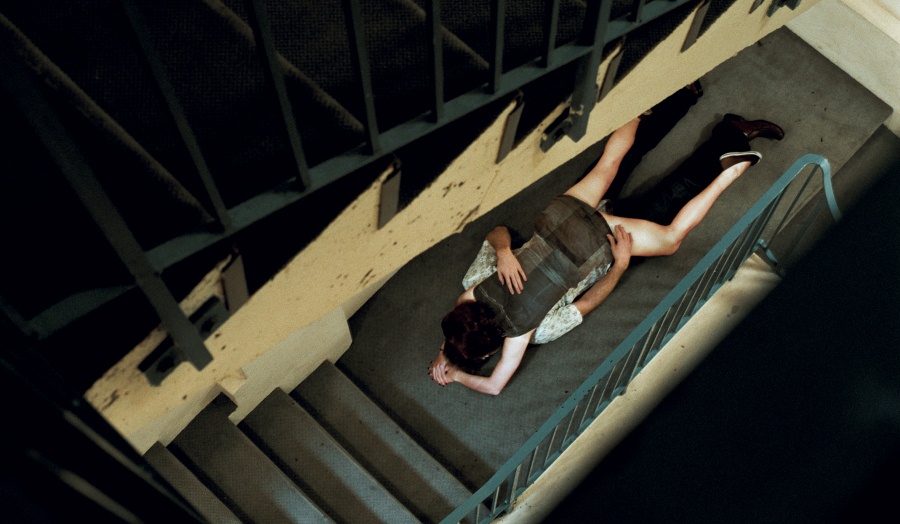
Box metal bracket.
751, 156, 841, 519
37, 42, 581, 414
496, 91, 525, 163
597, 39, 626, 104
139, 296, 229, 385
767, 0, 802, 17
377, 158, 402, 229
220, 251, 250, 312
540, 104, 579, 152
681, 0, 711, 52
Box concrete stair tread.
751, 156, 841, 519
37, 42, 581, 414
241, 388, 419, 524
143, 442, 242, 524
169, 394, 331, 524
293, 361, 478, 523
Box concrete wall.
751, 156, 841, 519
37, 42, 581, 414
788, 0, 900, 136
86, 0, 820, 454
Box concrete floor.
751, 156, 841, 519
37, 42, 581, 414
340, 26, 892, 491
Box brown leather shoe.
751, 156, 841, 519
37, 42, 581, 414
724, 113, 785, 141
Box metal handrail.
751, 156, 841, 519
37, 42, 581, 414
0, 0, 699, 368
442, 154, 839, 523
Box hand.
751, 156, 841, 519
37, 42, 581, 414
608, 224, 633, 270
428, 350, 458, 387
496, 248, 527, 294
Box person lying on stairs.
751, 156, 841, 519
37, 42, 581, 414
428, 84, 785, 395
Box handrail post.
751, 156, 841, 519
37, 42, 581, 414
243, 0, 313, 192
343, 0, 382, 154
426, 0, 445, 122
568, 0, 613, 142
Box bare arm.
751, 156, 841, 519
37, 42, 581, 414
429, 331, 533, 396
573, 225, 632, 317
486, 226, 527, 294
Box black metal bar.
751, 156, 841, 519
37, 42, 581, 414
496, 91, 525, 163
0, 293, 36, 339
427, 0, 445, 122
30, 286, 135, 340
220, 251, 250, 312
136, 2, 695, 275
568, 0, 613, 141
343, 0, 381, 154
243, 0, 312, 190
377, 159, 402, 228
0, 44, 213, 371
490, 0, 506, 92
681, 0, 711, 52
597, 37, 625, 103
750, 0, 766, 13
120, 0, 233, 233
631, 0, 649, 22
541, 0, 561, 68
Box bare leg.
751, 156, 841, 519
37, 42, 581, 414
601, 160, 753, 257
565, 118, 640, 209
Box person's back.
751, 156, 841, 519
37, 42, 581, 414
474, 195, 613, 338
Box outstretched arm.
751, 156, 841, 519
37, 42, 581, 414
486, 226, 527, 294
573, 225, 632, 316
429, 331, 533, 396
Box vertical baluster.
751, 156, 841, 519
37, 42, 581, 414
769, 168, 815, 239
508, 464, 523, 507
491, 484, 502, 515
593, 371, 615, 415
426, 0, 444, 122
731, 216, 767, 271
544, 425, 560, 466
343, 0, 381, 154
568, 0, 613, 140
630, 0, 648, 22
580, 380, 604, 428
667, 284, 697, 334
526, 447, 539, 484
541, 0, 561, 68
722, 220, 761, 278
489, 0, 506, 93
680, 278, 707, 320
697, 242, 734, 301
243, 0, 312, 190
630, 331, 655, 380
683, 275, 712, 320
715, 227, 752, 283
646, 308, 675, 354
610, 346, 638, 398
562, 404, 580, 446
756, 193, 787, 247
120, 0, 233, 232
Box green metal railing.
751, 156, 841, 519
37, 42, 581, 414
443, 153, 839, 523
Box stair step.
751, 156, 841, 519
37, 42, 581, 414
294, 361, 477, 523
169, 394, 331, 524
241, 388, 419, 524
143, 442, 242, 524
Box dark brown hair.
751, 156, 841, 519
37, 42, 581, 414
441, 301, 504, 369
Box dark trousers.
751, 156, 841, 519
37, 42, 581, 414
609, 89, 751, 225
